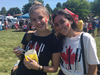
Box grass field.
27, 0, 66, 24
0, 27, 100, 75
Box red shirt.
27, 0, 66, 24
88, 23, 92, 30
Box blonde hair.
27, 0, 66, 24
33, 1, 42, 4
29, 2, 49, 18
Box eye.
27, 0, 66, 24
39, 16, 43, 20
60, 20, 65, 24
54, 23, 59, 27
32, 18, 36, 22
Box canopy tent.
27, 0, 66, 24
17, 13, 30, 18
65, 8, 79, 23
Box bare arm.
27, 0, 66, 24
24, 52, 61, 73
12, 44, 25, 60
87, 64, 97, 75
22, 44, 25, 49
43, 52, 60, 72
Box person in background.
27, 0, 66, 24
13, 3, 61, 75
77, 17, 83, 31
15, 21, 19, 31
25, 20, 29, 25
52, 9, 99, 75
88, 21, 92, 34
4, 19, 8, 31
19, 20, 23, 32
51, 19, 55, 33
97, 17, 100, 36
92, 18, 97, 37
83, 20, 88, 32
22, 25, 28, 31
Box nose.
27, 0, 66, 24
37, 19, 41, 24
58, 24, 62, 29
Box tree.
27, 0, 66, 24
91, 0, 100, 16
62, 0, 90, 19
22, 3, 32, 14
7, 7, 21, 16
1, 7, 7, 15
56, 2, 62, 8
52, 7, 62, 14
62, 2, 67, 9
29, 0, 44, 5
45, 4, 52, 14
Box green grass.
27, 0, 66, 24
0, 27, 100, 75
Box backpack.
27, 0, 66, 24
11, 30, 34, 75
98, 64, 100, 75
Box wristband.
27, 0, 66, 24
38, 66, 44, 72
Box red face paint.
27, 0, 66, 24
66, 23, 69, 26
45, 19, 47, 22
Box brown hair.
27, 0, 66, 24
52, 9, 80, 32
52, 9, 81, 40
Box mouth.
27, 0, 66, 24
38, 24, 43, 28
61, 28, 65, 32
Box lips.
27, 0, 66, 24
38, 24, 43, 28
61, 28, 66, 32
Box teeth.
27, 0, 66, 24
38, 24, 42, 27
61, 28, 65, 31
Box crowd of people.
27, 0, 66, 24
14, 19, 35, 32
12, 1, 99, 75
77, 17, 100, 37
3, 18, 35, 32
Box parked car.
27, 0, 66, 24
0, 17, 4, 30
0, 16, 16, 29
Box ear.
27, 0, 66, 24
69, 20, 73, 25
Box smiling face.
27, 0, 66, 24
53, 15, 72, 36
30, 9, 49, 32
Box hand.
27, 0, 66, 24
12, 46, 24, 57
24, 57, 39, 70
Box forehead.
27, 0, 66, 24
54, 15, 65, 23
30, 9, 46, 18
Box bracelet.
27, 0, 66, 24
38, 66, 44, 72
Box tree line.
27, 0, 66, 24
0, 0, 100, 20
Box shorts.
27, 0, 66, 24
5, 25, 8, 29
92, 29, 95, 33
88, 30, 92, 33
97, 27, 100, 31
20, 25, 22, 29
83, 28, 87, 32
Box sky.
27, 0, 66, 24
0, 0, 94, 11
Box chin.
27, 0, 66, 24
60, 32, 67, 36
38, 28, 46, 31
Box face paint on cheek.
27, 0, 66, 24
66, 23, 69, 27
45, 19, 47, 22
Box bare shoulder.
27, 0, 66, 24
27, 30, 37, 33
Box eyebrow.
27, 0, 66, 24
31, 18, 35, 20
59, 19, 63, 22
54, 19, 63, 25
